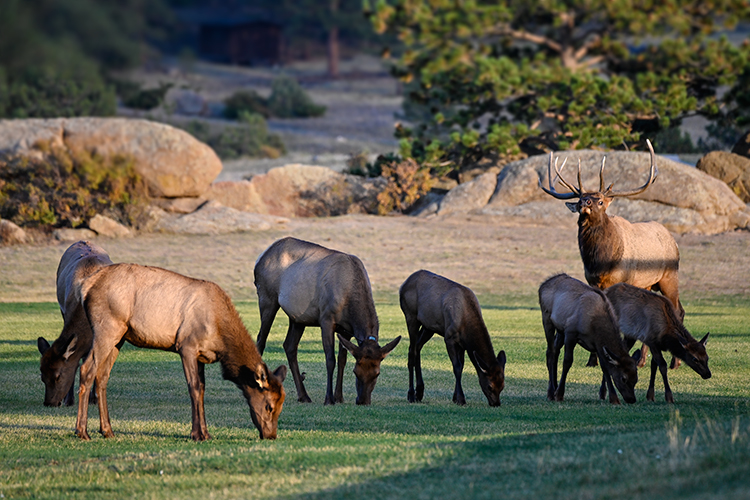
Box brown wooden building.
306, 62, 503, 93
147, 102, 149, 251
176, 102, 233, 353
176, 8, 283, 66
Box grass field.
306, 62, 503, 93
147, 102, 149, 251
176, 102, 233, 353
1, 294, 750, 499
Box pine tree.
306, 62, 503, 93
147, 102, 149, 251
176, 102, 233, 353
369, 0, 750, 174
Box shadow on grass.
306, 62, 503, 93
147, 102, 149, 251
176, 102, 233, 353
277, 420, 750, 500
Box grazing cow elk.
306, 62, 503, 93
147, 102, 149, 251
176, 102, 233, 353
604, 283, 711, 403
254, 237, 401, 406
399, 270, 506, 406
37, 240, 112, 407
540, 140, 683, 367
76, 264, 287, 441
539, 274, 637, 404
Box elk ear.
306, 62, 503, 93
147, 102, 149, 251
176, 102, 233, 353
474, 351, 489, 374
254, 363, 269, 390
700, 332, 709, 346
380, 336, 402, 359
37, 337, 51, 355
337, 333, 360, 358
602, 346, 619, 366
602, 196, 613, 209
62, 337, 78, 361
273, 365, 287, 383
497, 350, 507, 369
565, 202, 579, 213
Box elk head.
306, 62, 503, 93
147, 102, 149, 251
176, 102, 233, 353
539, 139, 658, 225
242, 364, 287, 440
602, 346, 638, 404
679, 332, 711, 380
475, 350, 507, 407
38, 336, 79, 407
337, 333, 401, 405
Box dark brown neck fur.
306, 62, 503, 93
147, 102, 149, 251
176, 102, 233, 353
578, 212, 624, 284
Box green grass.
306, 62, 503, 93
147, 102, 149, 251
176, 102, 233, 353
1, 296, 750, 499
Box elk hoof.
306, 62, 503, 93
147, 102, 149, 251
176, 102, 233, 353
298, 395, 313, 403
407, 390, 416, 403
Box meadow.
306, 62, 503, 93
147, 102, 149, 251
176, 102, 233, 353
2, 291, 749, 499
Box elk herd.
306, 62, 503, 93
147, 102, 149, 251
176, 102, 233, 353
36, 141, 712, 442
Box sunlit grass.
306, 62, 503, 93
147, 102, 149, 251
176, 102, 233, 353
1, 296, 750, 499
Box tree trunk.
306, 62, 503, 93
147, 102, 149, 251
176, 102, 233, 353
327, 0, 340, 79
327, 26, 340, 78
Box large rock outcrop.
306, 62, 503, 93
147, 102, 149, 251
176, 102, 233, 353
696, 151, 750, 202
450, 149, 750, 234
205, 164, 386, 217
154, 201, 288, 235
0, 118, 222, 198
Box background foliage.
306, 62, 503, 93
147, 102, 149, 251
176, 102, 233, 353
0, 142, 148, 229
369, 0, 750, 175
0, 0, 172, 118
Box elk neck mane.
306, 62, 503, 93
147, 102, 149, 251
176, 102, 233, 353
213, 289, 264, 385
578, 214, 625, 280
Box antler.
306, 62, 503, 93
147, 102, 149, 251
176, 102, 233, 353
538, 152, 580, 200
604, 139, 658, 197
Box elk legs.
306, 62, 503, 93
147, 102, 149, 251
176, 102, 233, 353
283, 320, 312, 403
445, 335, 467, 405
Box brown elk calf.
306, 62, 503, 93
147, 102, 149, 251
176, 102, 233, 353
604, 283, 711, 403
539, 274, 637, 404
399, 270, 506, 406
77, 263, 286, 441
37, 240, 112, 407
254, 237, 400, 406
540, 140, 683, 367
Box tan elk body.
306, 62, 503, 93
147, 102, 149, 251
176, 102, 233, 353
76, 263, 286, 441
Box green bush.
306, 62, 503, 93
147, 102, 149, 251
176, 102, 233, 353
120, 82, 172, 111
174, 113, 285, 160
211, 112, 283, 159
0, 72, 116, 118
223, 89, 270, 119
0, 143, 148, 229
267, 75, 326, 118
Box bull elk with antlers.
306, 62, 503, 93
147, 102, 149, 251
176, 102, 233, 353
540, 140, 683, 367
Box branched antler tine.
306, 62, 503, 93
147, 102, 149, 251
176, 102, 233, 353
539, 153, 579, 199
599, 156, 606, 192
554, 157, 579, 195
608, 138, 658, 197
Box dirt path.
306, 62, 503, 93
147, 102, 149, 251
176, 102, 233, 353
1, 214, 748, 303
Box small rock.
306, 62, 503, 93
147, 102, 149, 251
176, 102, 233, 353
0, 219, 28, 245
89, 214, 133, 238
54, 228, 97, 242
438, 171, 498, 216
154, 200, 288, 235
151, 197, 207, 214
696, 151, 750, 202
170, 89, 208, 116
